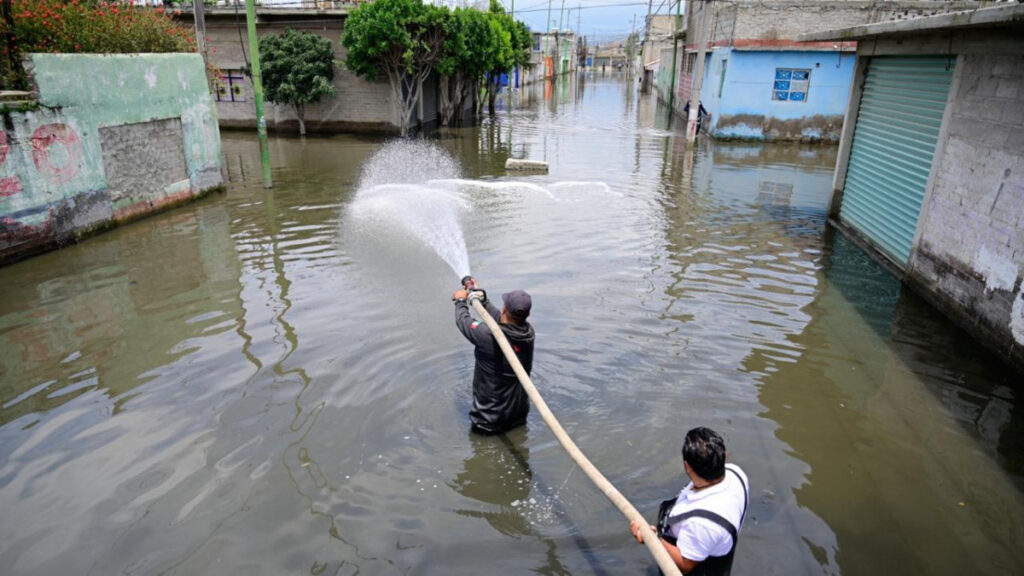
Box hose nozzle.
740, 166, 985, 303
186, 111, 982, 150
461, 275, 478, 290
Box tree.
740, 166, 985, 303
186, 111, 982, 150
481, 1, 531, 115
342, 0, 448, 137
437, 8, 493, 126
259, 29, 336, 136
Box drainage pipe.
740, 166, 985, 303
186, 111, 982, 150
469, 296, 683, 576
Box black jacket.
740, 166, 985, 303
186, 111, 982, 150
455, 298, 534, 433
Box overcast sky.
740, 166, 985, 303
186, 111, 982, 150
488, 0, 680, 44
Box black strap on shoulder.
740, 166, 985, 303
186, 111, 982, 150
664, 468, 748, 552
727, 467, 748, 526
671, 510, 738, 554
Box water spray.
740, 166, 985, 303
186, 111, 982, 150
353, 141, 682, 575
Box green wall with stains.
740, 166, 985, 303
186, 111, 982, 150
0, 53, 223, 264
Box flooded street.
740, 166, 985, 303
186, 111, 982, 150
1, 73, 1022, 575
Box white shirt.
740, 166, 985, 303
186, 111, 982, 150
667, 463, 748, 562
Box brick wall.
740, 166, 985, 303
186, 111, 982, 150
908, 44, 1024, 370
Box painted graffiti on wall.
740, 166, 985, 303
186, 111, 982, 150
0, 123, 84, 198
31, 124, 82, 184
0, 131, 16, 197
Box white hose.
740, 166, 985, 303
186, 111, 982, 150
469, 297, 683, 576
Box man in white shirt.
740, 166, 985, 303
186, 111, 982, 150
630, 427, 749, 575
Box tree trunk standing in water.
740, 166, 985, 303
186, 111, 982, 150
439, 76, 453, 126
440, 74, 470, 126
295, 103, 306, 136
258, 29, 334, 137
387, 68, 432, 137
457, 78, 474, 124
488, 73, 500, 115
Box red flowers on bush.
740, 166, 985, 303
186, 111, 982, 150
1, 0, 197, 57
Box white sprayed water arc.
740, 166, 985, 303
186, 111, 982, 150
349, 141, 472, 278
349, 141, 620, 279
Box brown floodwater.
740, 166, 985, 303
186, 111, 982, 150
1, 72, 1022, 575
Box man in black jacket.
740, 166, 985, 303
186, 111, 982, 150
453, 279, 534, 434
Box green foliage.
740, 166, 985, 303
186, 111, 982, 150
259, 29, 336, 108
3, 0, 194, 54
0, 0, 195, 89
437, 7, 490, 82
509, 19, 532, 68
341, 0, 449, 135
484, 1, 530, 73
342, 0, 534, 132
341, 0, 442, 81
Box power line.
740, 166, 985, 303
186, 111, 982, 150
514, 2, 647, 13
515, 0, 553, 11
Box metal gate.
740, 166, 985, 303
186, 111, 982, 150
840, 56, 954, 266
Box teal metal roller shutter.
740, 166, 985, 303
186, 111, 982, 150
840, 56, 954, 266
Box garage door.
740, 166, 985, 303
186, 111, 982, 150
840, 56, 954, 266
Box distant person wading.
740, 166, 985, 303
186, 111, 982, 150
452, 277, 535, 434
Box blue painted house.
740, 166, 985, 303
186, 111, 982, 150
677, 0, 979, 142
699, 48, 856, 141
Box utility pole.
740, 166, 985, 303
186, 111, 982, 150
547, 0, 553, 78
193, 0, 207, 55
668, 0, 680, 114
245, 0, 272, 187
577, 4, 582, 69
631, 13, 636, 77
558, 0, 566, 75
686, 0, 710, 142
510, 0, 516, 91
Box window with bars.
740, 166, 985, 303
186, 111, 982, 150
216, 70, 247, 103
772, 68, 809, 102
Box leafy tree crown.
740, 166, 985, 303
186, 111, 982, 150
259, 28, 336, 106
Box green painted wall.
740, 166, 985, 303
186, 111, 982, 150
0, 53, 224, 264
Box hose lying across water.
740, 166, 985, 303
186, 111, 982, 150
468, 297, 683, 576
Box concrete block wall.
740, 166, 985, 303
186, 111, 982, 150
687, 1, 981, 49
909, 49, 1024, 369
0, 53, 224, 265
656, 47, 675, 104
731, 1, 978, 43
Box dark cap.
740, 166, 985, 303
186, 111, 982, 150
502, 290, 532, 320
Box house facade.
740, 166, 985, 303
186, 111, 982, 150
679, 0, 980, 141
801, 3, 1024, 371
641, 14, 679, 93
527, 31, 578, 85
178, 8, 429, 134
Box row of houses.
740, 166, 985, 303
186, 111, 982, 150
186, 3, 1023, 371
181, 8, 579, 135
645, 0, 983, 142
644, 1, 1023, 371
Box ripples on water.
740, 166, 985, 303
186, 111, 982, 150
1, 75, 1022, 575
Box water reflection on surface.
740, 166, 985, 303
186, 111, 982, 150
0, 72, 1021, 575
